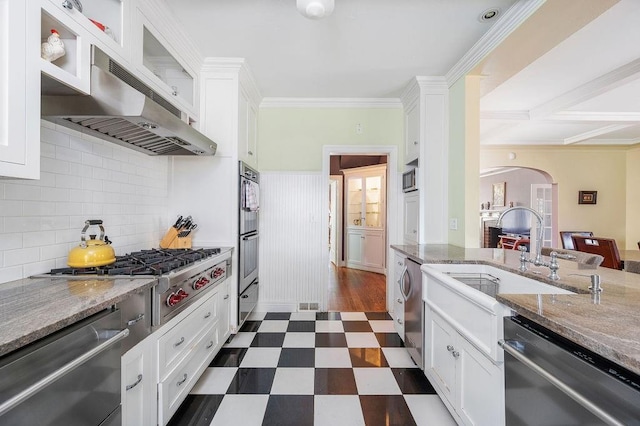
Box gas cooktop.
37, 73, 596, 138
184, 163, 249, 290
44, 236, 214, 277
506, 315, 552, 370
49, 248, 222, 276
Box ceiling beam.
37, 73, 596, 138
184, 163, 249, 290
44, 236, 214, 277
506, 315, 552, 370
563, 124, 636, 144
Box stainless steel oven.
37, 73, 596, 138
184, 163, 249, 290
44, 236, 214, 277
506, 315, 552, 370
239, 161, 259, 327
0, 309, 127, 425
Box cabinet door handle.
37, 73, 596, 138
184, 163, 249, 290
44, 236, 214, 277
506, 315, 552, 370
248, 151, 253, 156
174, 337, 185, 347
447, 345, 454, 352
206, 341, 214, 349
224, 294, 229, 300
413, 141, 418, 145
177, 374, 188, 386
452, 351, 460, 359
396, 298, 403, 304
397, 319, 403, 325
204, 312, 211, 319
126, 374, 143, 391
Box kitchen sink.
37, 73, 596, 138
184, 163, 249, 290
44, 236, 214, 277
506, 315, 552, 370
429, 263, 574, 296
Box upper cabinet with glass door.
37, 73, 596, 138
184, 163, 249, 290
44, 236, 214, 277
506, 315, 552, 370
134, 10, 198, 120
344, 164, 386, 229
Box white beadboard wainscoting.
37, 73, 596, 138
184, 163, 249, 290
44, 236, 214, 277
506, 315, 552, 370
258, 172, 327, 312
0, 121, 171, 284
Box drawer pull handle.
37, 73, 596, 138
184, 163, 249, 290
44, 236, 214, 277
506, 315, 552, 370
127, 313, 144, 326
447, 345, 454, 352
126, 374, 143, 391
177, 374, 188, 386
206, 341, 214, 349
174, 337, 185, 347
204, 312, 211, 319
224, 294, 229, 300
452, 351, 460, 359
396, 298, 402, 304
397, 319, 403, 324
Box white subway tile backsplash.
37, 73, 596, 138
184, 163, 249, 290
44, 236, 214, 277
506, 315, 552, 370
69, 134, 94, 153
56, 146, 83, 163
41, 188, 70, 202
41, 216, 70, 231
0, 126, 169, 284
5, 217, 41, 233
41, 142, 57, 159
41, 126, 70, 147
22, 201, 56, 217
0, 200, 24, 216
23, 231, 56, 248
0, 233, 22, 251
41, 157, 71, 175
40, 243, 69, 261
4, 248, 39, 266
23, 260, 57, 278
56, 174, 83, 189
82, 177, 103, 191
5, 184, 41, 201
0, 266, 23, 284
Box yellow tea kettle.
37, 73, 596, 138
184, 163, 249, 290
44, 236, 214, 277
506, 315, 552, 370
68, 220, 116, 268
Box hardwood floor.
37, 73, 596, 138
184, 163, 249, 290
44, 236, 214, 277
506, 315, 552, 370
328, 263, 387, 312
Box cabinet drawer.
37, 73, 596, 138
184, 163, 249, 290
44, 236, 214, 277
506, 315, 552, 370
158, 293, 218, 377
158, 323, 220, 425
393, 296, 404, 338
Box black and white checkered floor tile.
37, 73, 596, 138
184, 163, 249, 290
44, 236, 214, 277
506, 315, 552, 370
168, 312, 456, 426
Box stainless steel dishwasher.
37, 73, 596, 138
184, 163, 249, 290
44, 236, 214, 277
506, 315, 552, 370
401, 257, 423, 369
500, 315, 640, 425
0, 308, 129, 425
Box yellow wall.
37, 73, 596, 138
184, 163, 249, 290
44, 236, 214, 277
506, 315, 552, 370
257, 108, 404, 172
448, 76, 481, 248
480, 146, 629, 248
626, 146, 640, 250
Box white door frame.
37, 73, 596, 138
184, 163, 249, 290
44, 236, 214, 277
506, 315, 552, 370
321, 145, 399, 312
329, 175, 343, 266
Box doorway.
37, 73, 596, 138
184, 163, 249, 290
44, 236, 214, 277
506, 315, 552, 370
322, 147, 397, 312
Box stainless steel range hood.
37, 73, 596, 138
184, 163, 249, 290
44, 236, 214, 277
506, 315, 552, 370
41, 47, 217, 156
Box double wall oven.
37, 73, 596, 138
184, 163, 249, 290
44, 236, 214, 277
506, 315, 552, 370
239, 162, 260, 327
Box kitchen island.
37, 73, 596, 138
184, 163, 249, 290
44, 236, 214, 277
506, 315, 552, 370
392, 244, 640, 376
0, 275, 156, 357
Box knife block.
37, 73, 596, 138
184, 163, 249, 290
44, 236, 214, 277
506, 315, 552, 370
168, 236, 192, 249
159, 227, 178, 249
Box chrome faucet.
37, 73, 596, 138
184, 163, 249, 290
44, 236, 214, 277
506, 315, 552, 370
497, 206, 555, 277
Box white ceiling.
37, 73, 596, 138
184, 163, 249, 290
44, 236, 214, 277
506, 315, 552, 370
162, 0, 517, 98
479, 0, 640, 147
163, 0, 640, 148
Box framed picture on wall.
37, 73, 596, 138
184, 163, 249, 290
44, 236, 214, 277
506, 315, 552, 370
578, 190, 597, 204
492, 182, 506, 207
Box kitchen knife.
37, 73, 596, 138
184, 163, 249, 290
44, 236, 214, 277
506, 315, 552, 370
173, 215, 183, 228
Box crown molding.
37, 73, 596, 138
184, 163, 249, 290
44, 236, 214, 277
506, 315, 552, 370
550, 111, 640, 122
259, 98, 403, 109
445, 0, 546, 87
400, 77, 448, 107
201, 57, 246, 73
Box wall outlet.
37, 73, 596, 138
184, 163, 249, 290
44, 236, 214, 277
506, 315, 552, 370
449, 218, 458, 230
356, 123, 363, 134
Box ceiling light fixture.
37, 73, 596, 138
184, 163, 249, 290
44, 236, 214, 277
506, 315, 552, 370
297, 0, 334, 19
478, 8, 500, 22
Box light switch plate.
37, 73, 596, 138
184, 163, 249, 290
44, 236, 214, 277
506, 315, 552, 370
449, 218, 458, 230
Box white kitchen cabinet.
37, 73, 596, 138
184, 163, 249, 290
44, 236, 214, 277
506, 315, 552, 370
0, 0, 40, 179
238, 85, 259, 167
405, 101, 420, 164
199, 59, 261, 164
157, 285, 222, 425
344, 164, 386, 274
403, 191, 419, 244
121, 336, 157, 426
133, 8, 198, 120
426, 309, 504, 426
392, 252, 406, 338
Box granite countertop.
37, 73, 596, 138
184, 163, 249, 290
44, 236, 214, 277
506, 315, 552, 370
392, 244, 640, 376
0, 276, 157, 357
